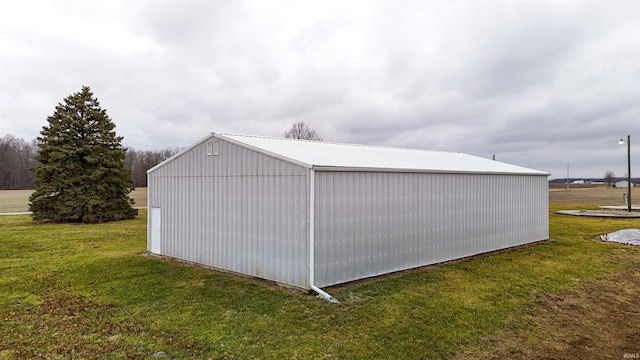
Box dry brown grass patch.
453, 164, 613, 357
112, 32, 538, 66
454, 264, 640, 359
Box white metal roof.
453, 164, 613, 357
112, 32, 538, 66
217, 133, 548, 175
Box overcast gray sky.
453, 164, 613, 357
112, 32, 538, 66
2, 0, 640, 179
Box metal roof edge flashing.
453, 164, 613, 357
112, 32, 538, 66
147, 133, 215, 174
311, 165, 549, 176
215, 133, 313, 169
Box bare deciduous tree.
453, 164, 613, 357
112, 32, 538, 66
284, 121, 323, 141
604, 171, 615, 187
0, 132, 178, 190
0, 134, 38, 189
125, 148, 178, 187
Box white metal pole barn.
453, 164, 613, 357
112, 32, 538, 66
147, 133, 549, 297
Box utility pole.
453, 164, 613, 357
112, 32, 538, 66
618, 136, 632, 211
627, 135, 632, 212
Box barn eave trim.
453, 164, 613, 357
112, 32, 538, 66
310, 165, 550, 176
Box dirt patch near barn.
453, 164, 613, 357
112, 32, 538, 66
453, 264, 640, 359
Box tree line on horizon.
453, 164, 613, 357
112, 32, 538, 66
0, 133, 178, 190
549, 171, 639, 187
1, 120, 323, 192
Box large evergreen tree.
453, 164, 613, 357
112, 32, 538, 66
29, 86, 137, 223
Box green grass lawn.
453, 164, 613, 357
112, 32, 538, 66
1, 205, 639, 359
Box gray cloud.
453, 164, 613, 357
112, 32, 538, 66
2, 0, 640, 178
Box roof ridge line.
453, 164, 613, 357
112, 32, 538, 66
216, 132, 450, 154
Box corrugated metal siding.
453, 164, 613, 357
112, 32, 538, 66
148, 136, 310, 289
313, 172, 548, 287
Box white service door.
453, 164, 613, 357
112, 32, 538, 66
150, 207, 161, 253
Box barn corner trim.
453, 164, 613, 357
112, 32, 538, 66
308, 168, 339, 303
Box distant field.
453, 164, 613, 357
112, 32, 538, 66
0, 188, 147, 213
548, 185, 637, 205
1, 186, 633, 213
0, 190, 33, 212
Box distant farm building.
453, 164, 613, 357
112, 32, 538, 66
147, 133, 549, 292
615, 181, 635, 188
